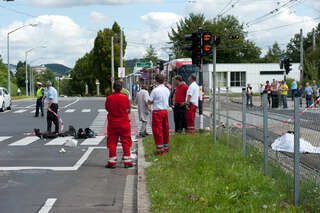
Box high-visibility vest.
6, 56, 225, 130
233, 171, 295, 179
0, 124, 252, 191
36, 87, 44, 99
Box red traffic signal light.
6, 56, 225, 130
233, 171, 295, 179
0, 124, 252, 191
228, 34, 240, 40
202, 31, 212, 56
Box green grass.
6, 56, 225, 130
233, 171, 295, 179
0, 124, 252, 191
11, 96, 33, 100
143, 133, 320, 213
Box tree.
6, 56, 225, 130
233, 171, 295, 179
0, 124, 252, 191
144, 45, 158, 65
264, 42, 285, 63
168, 14, 261, 63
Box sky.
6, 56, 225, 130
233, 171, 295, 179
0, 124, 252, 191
0, 0, 319, 68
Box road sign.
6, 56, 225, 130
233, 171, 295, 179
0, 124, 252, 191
136, 62, 153, 68
118, 67, 125, 78
141, 72, 149, 79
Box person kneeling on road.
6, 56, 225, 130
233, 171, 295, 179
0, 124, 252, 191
105, 80, 133, 169
148, 74, 170, 155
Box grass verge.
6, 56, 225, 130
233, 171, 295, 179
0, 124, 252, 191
11, 96, 33, 101
143, 133, 320, 213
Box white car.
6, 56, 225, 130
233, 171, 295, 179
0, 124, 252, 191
0, 87, 11, 112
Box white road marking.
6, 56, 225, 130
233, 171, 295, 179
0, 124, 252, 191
38, 198, 57, 213
122, 175, 136, 213
63, 98, 80, 109
13, 109, 27, 114
98, 109, 106, 112
81, 109, 91, 113
81, 136, 105, 146
45, 136, 73, 146
9, 136, 39, 146
0, 136, 11, 142
30, 110, 36, 113
64, 109, 75, 113
0, 147, 106, 171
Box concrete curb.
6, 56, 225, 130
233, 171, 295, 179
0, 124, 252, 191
137, 138, 151, 213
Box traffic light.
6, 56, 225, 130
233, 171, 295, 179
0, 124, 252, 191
228, 34, 240, 40
284, 58, 292, 75
202, 31, 213, 56
184, 31, 202, 65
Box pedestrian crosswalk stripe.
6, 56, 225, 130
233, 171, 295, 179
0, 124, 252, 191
81, 109, 91, 113
45, 136, 73, 146
98, 109, 106, 112
0, 136, 11, 142
14, 109, 27, 114
30, 110, 36, 113
65, 109, 76, 113
9, 136, 39, 146
81, 136, 105, 146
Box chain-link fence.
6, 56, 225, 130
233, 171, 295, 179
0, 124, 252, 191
209, 87, 320, 208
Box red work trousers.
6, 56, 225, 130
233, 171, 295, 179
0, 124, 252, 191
107, 122, 132, 167
152, 110, 169, 155
186, 104, 197, 134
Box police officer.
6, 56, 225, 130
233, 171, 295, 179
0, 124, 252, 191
45, 81, 59, 134
35, 82, 45, 117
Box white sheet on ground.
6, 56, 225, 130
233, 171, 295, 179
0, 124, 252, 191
272, 133, 320, 154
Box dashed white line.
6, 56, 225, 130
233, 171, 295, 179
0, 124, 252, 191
45, 136, 73, 146
0, 136, 11, 142
81, 109, 91, 113
9, 136, 39, 146
65, 109, 75, 113
38, 198, 57, 213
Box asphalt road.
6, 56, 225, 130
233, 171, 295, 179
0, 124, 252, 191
0, 97, 211, 213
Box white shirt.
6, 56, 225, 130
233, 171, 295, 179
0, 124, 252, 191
186, 81, 200, 107
149, 84, 170, 110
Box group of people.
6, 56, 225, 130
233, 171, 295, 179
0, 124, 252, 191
105, 73, 200, 168
254, 79, 320, 109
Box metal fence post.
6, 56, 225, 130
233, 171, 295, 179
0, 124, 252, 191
218, 87, 221, 140
242, 88, 247, 157
263, 93, 268, 176
226, 87, 230, 146
294, 97, 300, 206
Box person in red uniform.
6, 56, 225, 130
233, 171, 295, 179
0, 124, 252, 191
148, 74, 170, 155
105, 80, 132, 169
186, 74, 200, 134
173, 75, 189, 133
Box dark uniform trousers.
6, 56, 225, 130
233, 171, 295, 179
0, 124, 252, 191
35, 98, 44, 117
47, 103, 59, 133
173, 104, 187, 133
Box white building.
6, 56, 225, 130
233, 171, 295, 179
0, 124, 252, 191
202, 63, 300, 93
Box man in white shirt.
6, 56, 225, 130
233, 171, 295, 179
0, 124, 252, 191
186, 74, 199, 134
148, 74, 170, 155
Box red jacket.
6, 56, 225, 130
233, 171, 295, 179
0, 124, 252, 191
105, 92, 130, 124
174, 83, 188, 104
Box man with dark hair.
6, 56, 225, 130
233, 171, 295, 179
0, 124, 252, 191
186, 74, 199, 134
135, 84, 150, 137
105, 80, 133, 168
173, 75, 188, 133
148, 74, 170, 155
45, 81, 59, 134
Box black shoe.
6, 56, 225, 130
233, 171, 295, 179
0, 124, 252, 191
124, 164, 133, 168
34, 115, 39, 117
105, 164, 116, 169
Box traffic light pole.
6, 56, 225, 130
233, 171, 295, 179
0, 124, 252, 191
199, 58, 204, 132
213, 43, 217, 144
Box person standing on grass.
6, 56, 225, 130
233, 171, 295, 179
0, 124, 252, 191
148, 74, 170, 155
291, 80, 297, 101
246, 84, 253, 108
264, 81, 272, 108
305, 82, 313, 108
173, 75, 189, 133
312, 80, 319, 107
280, 81, 288, 109
105, 80, 132, 169
135, 84, 150, 137
185, 74, 199, 134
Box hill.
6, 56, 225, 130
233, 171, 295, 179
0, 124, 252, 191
45, 64, 71, 76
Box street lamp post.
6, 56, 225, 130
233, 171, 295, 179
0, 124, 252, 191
7, 24, 37, 96
25, 45, 46, 96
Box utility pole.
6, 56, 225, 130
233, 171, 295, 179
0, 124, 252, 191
199, 58, 204, 132
300, 29, 304, 84
111, 36, 115, 90
25, 53, 28, 96
120, 29, 123, 68
7, 34, 10, 95
212, 37, 217, 144
312, 28, 316, 70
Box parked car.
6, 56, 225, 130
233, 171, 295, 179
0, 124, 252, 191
0, 87, 11, 112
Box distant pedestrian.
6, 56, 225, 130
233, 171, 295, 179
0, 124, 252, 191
271, 82, 279, 108
17, 88, 21, 96
312, 80, 319, 107
185, 74, 199, 134
133, 81, 140, 99
45, 81, 59, 134
264, 81, 272, 107
135, 85, 150, 137
148, 74, 170, 155
280, 81, 288, 109
35, 82, 45, 117
296, 84, 303, 107
305, 82, 313, 108
291, 80, 297, 101
173, 75, 188, 133
246, 84, 253, 108
105, 80, 132, 168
